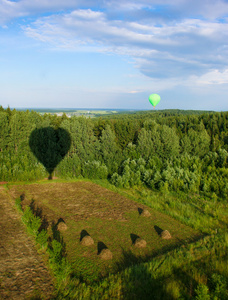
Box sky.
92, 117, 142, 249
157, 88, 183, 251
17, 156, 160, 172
0, 0, 228, 111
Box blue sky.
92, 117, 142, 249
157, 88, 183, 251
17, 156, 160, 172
0, 0, 228, 110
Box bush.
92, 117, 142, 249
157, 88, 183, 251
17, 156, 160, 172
210, 273, 228, 299
36, 229, 48, 248
82, 160, 108, 179
195, 284, 210, 300
49, 239, 63, 264
22, 207, 41, 237
20, 203, 72, 287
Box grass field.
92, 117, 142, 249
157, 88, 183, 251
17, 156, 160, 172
18, 108, 123, 118
8, 180, 200, 283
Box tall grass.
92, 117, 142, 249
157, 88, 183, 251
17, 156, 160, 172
15, 197, 73, 297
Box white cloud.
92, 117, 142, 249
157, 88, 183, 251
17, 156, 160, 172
196, 69, 228, 85
0, 0, 20, 24
22, 7, 228, 85
1, 0, 228, 24
1, 0, 228, 106
0, 0, 88, 24
105, 0, 228, 22
128, 90, 140, 94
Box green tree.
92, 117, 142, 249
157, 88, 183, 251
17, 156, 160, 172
61, 117, 100, 162
0, 112, 9, 152
100, 125, 122, 174
113, 119, 140, 149
137, 124, 179, 160
137, 128, 155, 160
181, 126, 210, 158
159, 125, 180, 159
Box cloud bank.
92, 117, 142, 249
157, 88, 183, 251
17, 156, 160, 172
22, 3, 228, 85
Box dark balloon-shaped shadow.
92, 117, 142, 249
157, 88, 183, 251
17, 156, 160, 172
29, 127, 71, 179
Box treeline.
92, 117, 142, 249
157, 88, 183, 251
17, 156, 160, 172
0, 106, 227, 199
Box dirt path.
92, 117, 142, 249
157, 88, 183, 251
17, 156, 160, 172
0, 187, 55, 299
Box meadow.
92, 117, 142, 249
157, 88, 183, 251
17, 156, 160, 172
15, 108, 127, 118
8, 180, 199, 283
3, 178, 227, 299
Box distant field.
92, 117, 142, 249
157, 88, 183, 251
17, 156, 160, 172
8, 181, 200, 283
15, 108, 136, 118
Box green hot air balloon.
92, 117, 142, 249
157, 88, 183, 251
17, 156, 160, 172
149, 94, 160, 109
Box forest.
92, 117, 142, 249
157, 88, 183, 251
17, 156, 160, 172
0, 106, 228, 299
0, 106, 227, 200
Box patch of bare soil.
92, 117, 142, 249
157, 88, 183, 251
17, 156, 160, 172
0, 189, 54, 300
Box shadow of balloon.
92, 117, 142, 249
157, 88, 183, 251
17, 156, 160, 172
29, 127, 71, 179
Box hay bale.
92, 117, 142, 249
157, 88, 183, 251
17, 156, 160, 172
141, 209, 151, 217
134, 238, 147, 248
57, 222, 68, 231
99, 248, 113, 260
161, 230, 172, 240
80, 235, 94, 246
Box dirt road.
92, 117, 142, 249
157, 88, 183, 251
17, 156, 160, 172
0, 187, 54, 299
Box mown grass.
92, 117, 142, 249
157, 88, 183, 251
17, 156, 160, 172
9, 179, 228, 299
8, 180, 199, 285
103, 183, 228, 234
55, 231, 227, 299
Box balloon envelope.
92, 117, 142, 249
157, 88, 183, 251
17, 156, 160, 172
149, 94, 160, 107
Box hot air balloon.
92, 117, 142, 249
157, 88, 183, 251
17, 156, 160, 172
149, 94, 160, 109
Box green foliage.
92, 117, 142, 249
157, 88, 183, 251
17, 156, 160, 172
82, 161, 108, 179
15, 197, 23, 212
49, 239, 63, 264
0, 112, 9, 152
19, 201, 72, 289
113, 119, 140, 149
100, 124, 122, 174
2, 107, 228, 298
1, 108, 227, 201
195, 284, 210, 300
22, 206, 42, 237
137, 128, 154, 160
111, 158, 144, 187
61, 117, 100, 162
57, 153, 81, 178
36, 229, 48, 247
210, 273, 228, 300
181, 127, 210, 157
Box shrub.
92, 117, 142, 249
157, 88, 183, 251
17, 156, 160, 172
210, 273, 227, 299
36, 229, 48, 248
22, 206, 41, 237
49, 239, 63, 264
195, 284, 210, 300
82, 160, 108, 179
